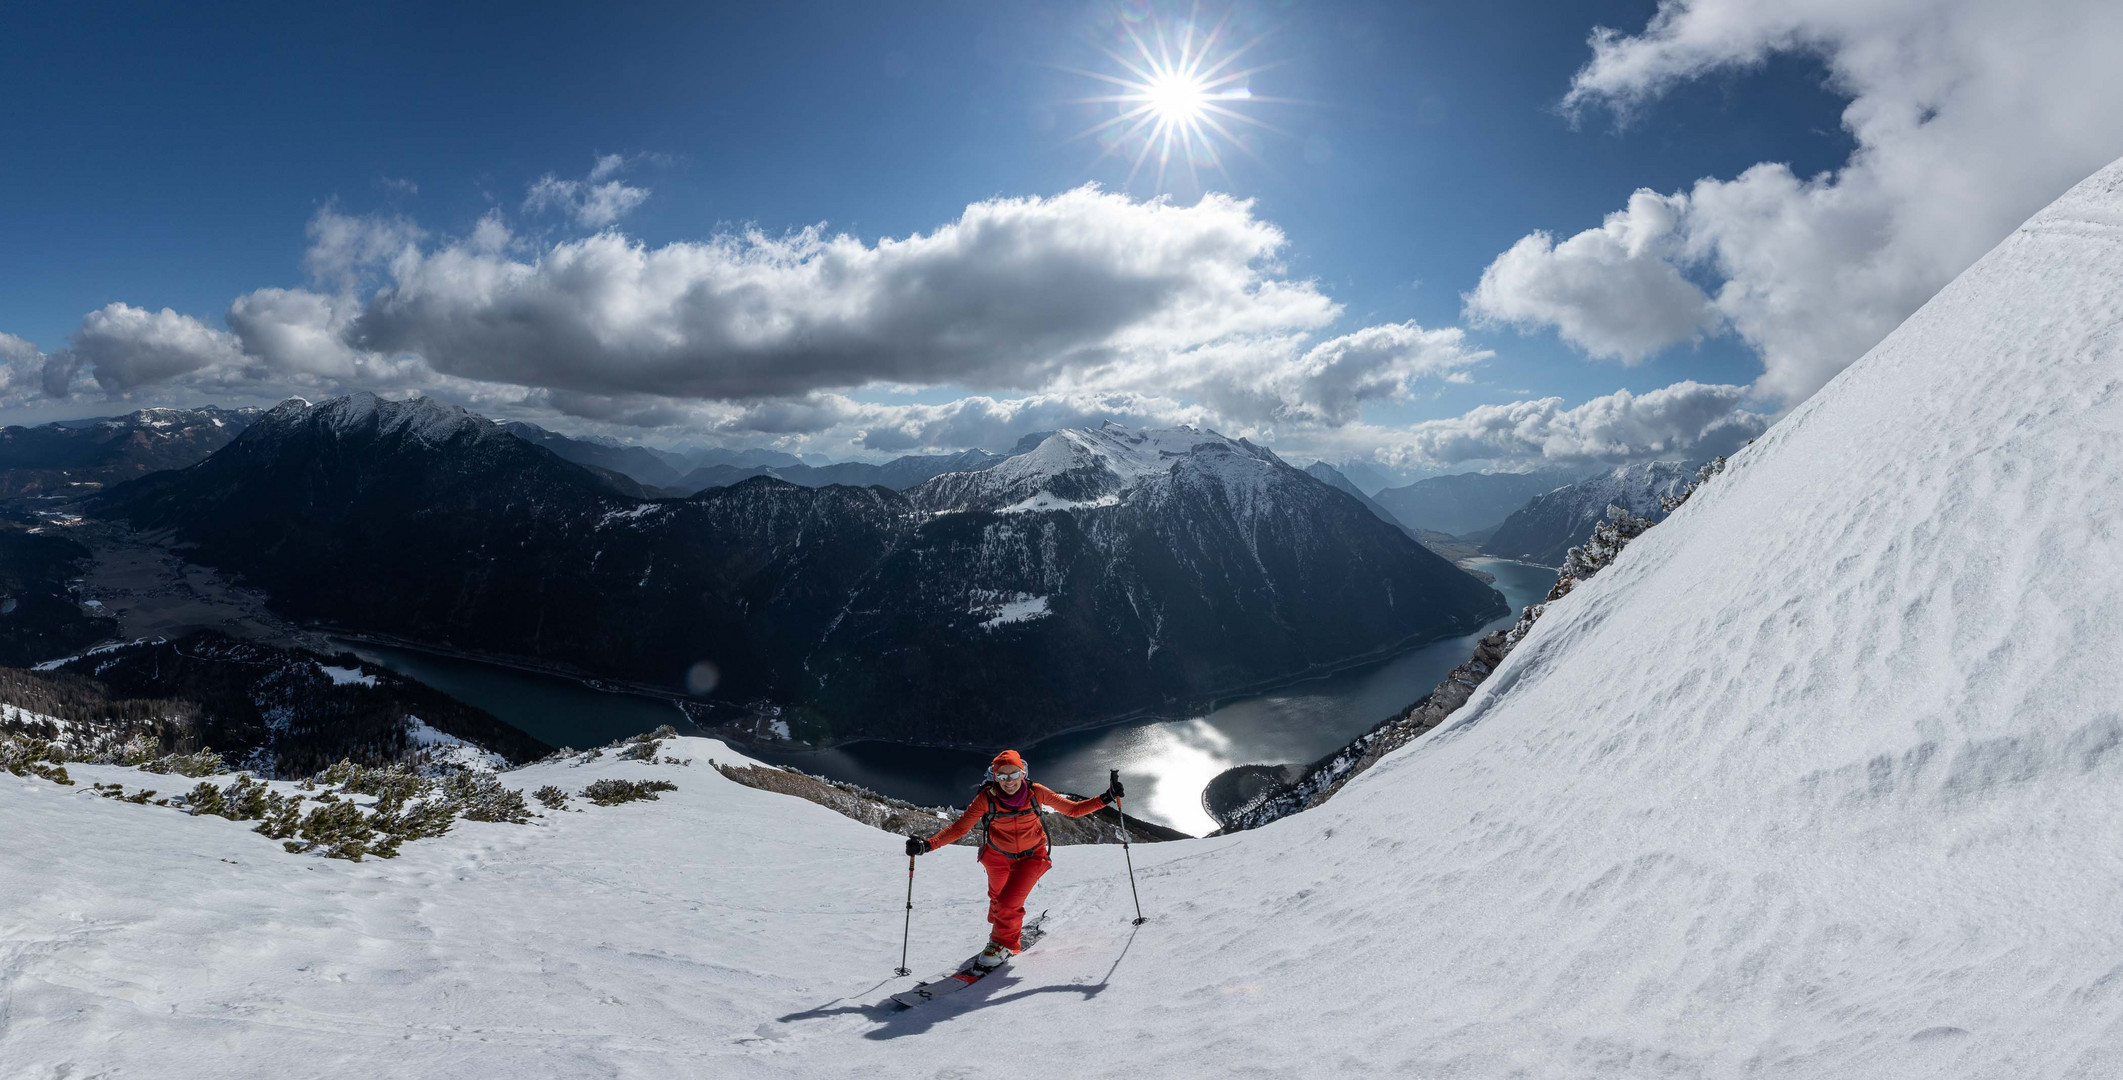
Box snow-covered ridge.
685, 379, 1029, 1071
913, 420, 1285, 514
1480, 459, 1694, 565
255, 392, 487, 447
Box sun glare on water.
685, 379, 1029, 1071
1066, 11, 1279, 193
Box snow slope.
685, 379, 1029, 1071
8, 158, 2123, 1078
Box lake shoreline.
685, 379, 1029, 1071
326, 561, 1552, 834
321, 591, 1512, 760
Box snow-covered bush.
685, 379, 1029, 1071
93, 782, 161, 804
533, 785, 569, 809
615, 725, 678, 762
582, 778, 677, 806
1, 734, 72, 785
139, 749, 226, 778
1658, 455, 1729, 514
1556, 504, 1658, 586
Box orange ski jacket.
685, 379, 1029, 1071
926, 782, 1109, 858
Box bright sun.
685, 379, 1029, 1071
1145, 73, 1211, 122
1065, 11, 1280, 193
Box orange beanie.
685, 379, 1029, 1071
991, 749, 1026, 774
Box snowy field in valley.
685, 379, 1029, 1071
8, 157, 2123, 1078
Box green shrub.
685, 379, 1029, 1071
254, 791, 302, 840
224, 774, 270, 819
370, 794, 455, 844
533, 785, 569, 809
286, 800, 373, 861
582, 778, 677, 806
186, 780, 226, 817
188, 774, 271, 820
442, 771, 531, 824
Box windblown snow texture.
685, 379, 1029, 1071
15, 157, 2123, 1080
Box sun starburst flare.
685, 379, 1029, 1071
1064, 9, 1290, 194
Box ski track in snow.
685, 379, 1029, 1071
11, 159, 2123, 1077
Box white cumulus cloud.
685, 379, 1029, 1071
1384, 380, 1768, 468
1465, 190, 1716, 363
27, 187, 1497, 452
524, 154, 651, 228
66, 304, 251, 394
347, 185, 1352, 402
1481, 0, 2123, 404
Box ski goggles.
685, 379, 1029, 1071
993, 769, 1025, 781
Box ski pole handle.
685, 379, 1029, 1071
1110, 769, 1146, 925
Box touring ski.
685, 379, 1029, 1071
889, 912, 1048, 1009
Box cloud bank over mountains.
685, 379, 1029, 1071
1473, 0, 2123, 405
7, 183, 1699, 469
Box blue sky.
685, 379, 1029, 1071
4, 0, 2119, 475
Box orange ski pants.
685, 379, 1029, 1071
979, 846, 1051, 950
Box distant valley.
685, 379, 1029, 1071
76, 395, 1505, 748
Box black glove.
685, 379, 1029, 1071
1103, 771, 1124, 804
905, 835, 929, 857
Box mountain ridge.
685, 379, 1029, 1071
93, 400, 1504, 746
1479, 460, 1696, 566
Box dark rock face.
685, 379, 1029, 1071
14, 630, 551, 776
0, 531, 118, 665
0, 406, 259, 498
1372, 468, 1585, 536
97, 398, 1506, 746
1479, 461, 1694, 566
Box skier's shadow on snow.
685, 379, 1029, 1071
777, 925, 1141, 1040
862, 923, 1139, 1040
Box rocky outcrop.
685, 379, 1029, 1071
1480, 461, 1693, 566
712, 761, 1185, 844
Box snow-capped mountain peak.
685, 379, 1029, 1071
250, 393, 494, 451
1480, 459, 1695, 565
912, 421, 1281, 514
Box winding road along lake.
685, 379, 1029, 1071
342, 558, 1556, 837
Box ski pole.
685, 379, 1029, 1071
895, 853, 915, 976
1111, 769, 1147, 925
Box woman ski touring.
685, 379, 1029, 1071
905, 750, 1123, 969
